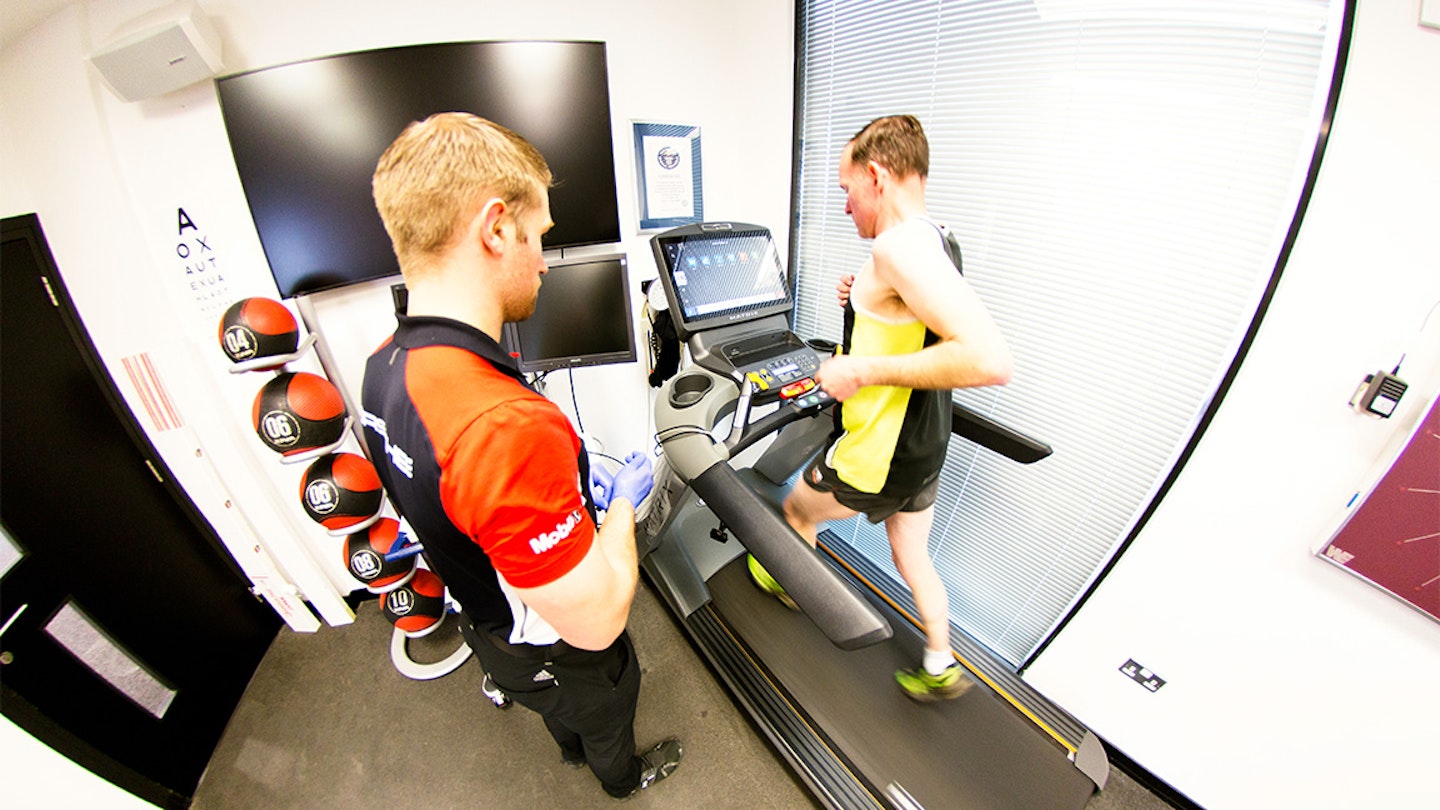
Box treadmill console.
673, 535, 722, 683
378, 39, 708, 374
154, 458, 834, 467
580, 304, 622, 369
650, 222, 831, 412
720, 330, 829, 409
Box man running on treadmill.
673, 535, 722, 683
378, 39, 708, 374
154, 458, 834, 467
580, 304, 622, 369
750, 114, 1014, 701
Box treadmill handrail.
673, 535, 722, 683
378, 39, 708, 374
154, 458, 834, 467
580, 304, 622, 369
951, 401, 1052, 464
724, 398, 822, 458
722, 397, 1052, 464
688, 462, 891, 650
652, 366, 892, 650
720, 392, 1053, 464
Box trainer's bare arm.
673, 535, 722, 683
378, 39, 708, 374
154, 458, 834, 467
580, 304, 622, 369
816, 229, 1012, 402
512, 499, 639, 651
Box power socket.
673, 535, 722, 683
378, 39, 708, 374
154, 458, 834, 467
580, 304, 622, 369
1120, 659, 1166, 692
1350, 370, 1407, 418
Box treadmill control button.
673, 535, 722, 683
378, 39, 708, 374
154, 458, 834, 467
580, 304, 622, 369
780, 378, 817, 399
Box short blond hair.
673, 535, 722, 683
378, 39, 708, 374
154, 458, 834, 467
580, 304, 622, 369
372, 113, 552, 274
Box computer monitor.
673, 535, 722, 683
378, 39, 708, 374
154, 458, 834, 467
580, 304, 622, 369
502, 255, 637, 374
649, 223, 793, 341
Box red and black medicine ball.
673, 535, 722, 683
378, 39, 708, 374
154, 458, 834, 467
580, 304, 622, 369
219, 298, 299, 369
251, 372, 347, 458
300, 452, 383, 533
380, 568, 446, 638
342, 517, 416, 593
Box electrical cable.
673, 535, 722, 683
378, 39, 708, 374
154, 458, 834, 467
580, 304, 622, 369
653, 424, 715, 446
590, 450, 623, 467
1393, 296, 1440, 375
568, 366, 584, 436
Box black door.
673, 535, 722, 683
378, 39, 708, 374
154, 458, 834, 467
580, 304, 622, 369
0, 214, 280, 808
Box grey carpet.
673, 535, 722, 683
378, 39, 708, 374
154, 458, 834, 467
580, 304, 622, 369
193, 579, 1172, 809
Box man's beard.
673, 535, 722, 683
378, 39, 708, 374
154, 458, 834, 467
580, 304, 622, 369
504, 286, 539, 324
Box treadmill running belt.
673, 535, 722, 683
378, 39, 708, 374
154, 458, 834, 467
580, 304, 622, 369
706, 556, 1094, 810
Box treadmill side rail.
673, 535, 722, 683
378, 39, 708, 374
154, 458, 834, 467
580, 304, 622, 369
951, 401, 1053, 463
654, 366, 891, 650
690, 463, 891, 650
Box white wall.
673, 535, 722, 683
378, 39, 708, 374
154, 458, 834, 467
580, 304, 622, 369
1026, 3, 1440, 809
0, 0, 794, 804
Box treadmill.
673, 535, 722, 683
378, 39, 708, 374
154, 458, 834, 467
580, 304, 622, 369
641, 222, 1108, 810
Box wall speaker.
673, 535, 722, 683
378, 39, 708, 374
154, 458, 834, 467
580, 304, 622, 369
87, 1, 223, 102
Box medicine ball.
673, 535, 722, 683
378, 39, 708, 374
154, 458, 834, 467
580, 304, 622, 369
380, 568, 446, 638
219, 297, 299, 370
251, 372, 347, 458
301, 452, 383, 533
342, 517, 416, 593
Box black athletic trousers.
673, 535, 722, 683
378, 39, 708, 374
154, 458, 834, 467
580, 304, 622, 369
461, 619, 643, 797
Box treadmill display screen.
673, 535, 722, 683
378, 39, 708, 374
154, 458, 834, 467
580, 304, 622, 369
651, 223, 793, 340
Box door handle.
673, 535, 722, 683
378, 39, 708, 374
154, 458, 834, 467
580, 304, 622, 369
0, 603, 27, 664
0, 603, 28, 637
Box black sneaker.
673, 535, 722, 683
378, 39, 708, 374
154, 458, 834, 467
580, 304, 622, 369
622, 738, 683, 798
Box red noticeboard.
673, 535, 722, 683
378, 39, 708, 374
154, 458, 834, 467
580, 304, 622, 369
1319, 392, 1440, 622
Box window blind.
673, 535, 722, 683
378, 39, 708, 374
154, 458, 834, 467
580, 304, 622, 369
792, 0, 1342, 665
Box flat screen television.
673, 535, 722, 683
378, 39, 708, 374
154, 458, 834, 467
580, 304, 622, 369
649, 222, 794, 340
216, 40, 621, 298
502, 254, 636, 373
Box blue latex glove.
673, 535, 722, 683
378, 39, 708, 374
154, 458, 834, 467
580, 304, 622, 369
589, 462, 616, 511
607, 451, 654, 510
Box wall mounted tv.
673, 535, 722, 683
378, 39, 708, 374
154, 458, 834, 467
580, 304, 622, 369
216, 40, 621, 299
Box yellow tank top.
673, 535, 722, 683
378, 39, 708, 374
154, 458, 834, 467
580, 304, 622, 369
829, 305, 939, 494
827, 218, 961, 496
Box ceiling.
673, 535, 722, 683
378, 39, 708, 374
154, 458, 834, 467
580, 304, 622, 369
1, 0, 83, 51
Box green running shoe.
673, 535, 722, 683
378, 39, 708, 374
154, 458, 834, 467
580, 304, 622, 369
746, 554, 798, 611
895, 664, 972, 702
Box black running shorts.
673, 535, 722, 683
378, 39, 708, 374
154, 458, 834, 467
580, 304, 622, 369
801, 453, 940, 524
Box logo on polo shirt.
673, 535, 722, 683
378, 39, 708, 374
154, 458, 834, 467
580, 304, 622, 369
529, 510, 583, 555
361, 410, 414, 479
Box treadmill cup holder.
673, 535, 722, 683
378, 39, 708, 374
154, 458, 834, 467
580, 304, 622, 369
804, 337, 837, 357
668, 371, 714, 409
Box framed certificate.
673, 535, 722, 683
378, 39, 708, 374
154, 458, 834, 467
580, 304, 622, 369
633, 122, 703, 231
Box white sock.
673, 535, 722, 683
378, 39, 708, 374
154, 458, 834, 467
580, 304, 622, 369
923, 648, 953, 676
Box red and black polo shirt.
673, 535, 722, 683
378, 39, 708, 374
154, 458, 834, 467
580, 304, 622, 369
361, 315, 596, 637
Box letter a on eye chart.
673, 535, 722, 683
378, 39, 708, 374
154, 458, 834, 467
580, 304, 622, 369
174, 207, 232, 321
